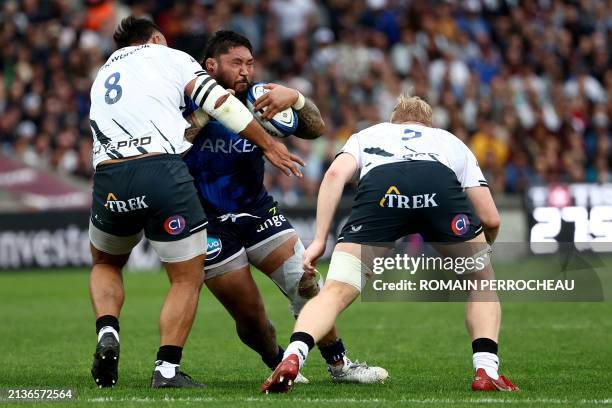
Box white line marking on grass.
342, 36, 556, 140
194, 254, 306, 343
85, 397, 612, 405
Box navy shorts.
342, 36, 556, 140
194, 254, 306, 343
205, 200, 295, 270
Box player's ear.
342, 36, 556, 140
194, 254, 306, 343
149, 31, 167, 46
205, 58, 217, 74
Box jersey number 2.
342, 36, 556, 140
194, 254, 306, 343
104, 72, 122, 105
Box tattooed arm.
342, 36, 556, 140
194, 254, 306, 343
183, 109, 210, 143
253, 83, 325, 140
184, 126, 201, 143
293, 97, 325, 140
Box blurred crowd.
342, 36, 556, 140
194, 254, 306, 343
1, 0, 611, 204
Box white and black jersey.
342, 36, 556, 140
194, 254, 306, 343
337, 122, 487, 244
89, 44, 222, 167
338, 122, 488, 189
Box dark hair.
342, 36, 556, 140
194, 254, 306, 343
113, 16, 162, 49
203, 30, 253, 63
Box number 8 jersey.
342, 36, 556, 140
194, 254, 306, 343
89, 44, 207, 167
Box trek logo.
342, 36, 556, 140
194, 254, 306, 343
379, 186, 438, 209
256, 214, 287, 233
164, 215, 186, 235
104, 193, 148, 212
451, 214, 470, 236
117, 136, 152, 149
206, 236, 222, 260
200, 138, 257, 154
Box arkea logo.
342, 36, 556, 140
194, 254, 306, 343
164, 215, 186, 235
104, 193, 148, 213
206, 236, 222, 260
199, 138, 257, 154
379, 186, 438, 209
451, 214, 470, 236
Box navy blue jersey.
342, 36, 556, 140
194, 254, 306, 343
183, 120, 273, 216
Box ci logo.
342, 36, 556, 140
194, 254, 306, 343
164, 215, 186, 235
451, 214, 470, 236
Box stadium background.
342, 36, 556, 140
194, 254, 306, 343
2, 0, 611, 268
0, 0, 611, 406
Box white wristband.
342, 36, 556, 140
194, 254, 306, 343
292, 91, 306, 110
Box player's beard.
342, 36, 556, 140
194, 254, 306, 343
234, 80, 251, 104
235, 82, 251, 104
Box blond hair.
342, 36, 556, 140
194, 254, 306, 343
390, 94, 433, 126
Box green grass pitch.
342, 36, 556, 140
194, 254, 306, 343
1, 263, 611, 407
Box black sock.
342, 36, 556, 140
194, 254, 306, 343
96, 315, 119, 335
472, 338, 498, 355
319, 338, 346, 366
263, 346, 284, 370
290, 332, 315, 350
156, 345, 183, 365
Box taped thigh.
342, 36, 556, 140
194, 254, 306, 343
204, 248, 249, 281
149, 229, 206, 263
89, 220, 142, 255
326, 251, 372, 292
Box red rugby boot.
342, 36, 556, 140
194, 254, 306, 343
260, 354, 300, 394
472, 368, 519, 391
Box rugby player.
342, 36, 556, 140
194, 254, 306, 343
88, 17, 303, 389
182, 31, 387, 383
262, 95, 519, 392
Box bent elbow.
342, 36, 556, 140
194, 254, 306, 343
481, 212, 500, 230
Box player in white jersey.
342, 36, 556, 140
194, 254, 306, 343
88, 16, 304, 389
262, 95, 519, 393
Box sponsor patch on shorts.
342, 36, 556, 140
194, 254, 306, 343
451, 214, 470, 236
206, 236, 222, 260
164, 215, 186, 235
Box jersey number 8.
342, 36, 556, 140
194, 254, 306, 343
104, 72, 122, 105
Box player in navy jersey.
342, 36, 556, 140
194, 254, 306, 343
183, 31, 387, 383
88, 18, 302, 389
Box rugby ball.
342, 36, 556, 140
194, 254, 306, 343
246, 83, 298, 138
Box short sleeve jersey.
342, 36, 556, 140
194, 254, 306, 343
339, 122, 487, 188
89, 44, 214, 167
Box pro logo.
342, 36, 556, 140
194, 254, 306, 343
164, 215, 186, 235
451, 214, 470, 236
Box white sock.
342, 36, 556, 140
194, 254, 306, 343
155, 360, 179, 379
473, 352, 499, 380
283, 341, 310, 369
97, 326, 119, 342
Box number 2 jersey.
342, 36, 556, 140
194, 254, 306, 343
89, 44, 221, 167
339, 122, 488, 189
337, 122, 487, 244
